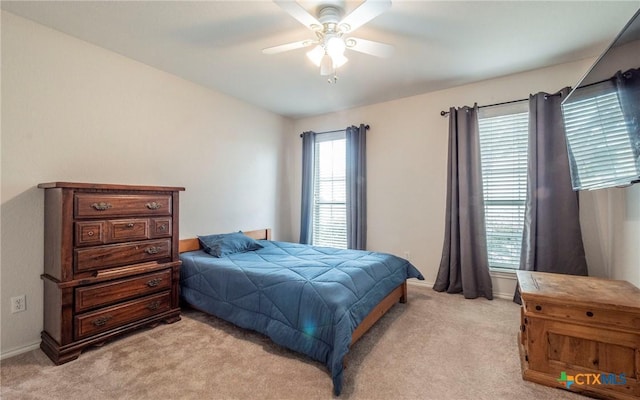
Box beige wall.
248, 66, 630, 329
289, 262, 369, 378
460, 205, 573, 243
581, 185, 640, 287
287, 58, 640, 296
1, 12, 292, 357
612, 185, 640, 286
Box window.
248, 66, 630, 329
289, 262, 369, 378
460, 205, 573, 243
478, 102, 529, 270
312, 131, 347, 248
562, 80, 639, 190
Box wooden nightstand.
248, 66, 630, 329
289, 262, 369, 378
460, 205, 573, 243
517, 270, 640, 400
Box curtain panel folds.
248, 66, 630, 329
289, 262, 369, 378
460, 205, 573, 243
616, 68, 640, 161
434, 106, 493, 300
346, 124, 367, 250
515, 90, 588, 303
299, 131, 316, 244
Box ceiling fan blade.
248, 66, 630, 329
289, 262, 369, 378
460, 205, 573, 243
262, 40, 314, 55
346, 37, 394, 57
339, 0, 392, 33
274, 0, 321, 30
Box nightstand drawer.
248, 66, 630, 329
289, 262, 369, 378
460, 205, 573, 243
75, 269, 171, 312
75, 292, 171, 340
75, 239, 171, 272
525, 301, 640, 331
75, 194, 172, 218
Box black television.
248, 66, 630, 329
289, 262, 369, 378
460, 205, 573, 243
561, 8, 640, 190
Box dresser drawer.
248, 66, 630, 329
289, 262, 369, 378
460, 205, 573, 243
108, 219, 150, 242
75, 239, 171, 272
75, 194, 172, 218
75, 269, 171, 312
76, 221, 106, 246
76, 219, 151, 247
150, 218, 172, 238
74, 292, 171, 340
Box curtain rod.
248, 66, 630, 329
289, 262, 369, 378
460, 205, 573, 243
439, 98, 527, 117
299, 124, 370, 137
439, 80, 622, 117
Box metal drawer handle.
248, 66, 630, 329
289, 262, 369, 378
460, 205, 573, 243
91, 202, 112, 211
92, 315, 112, 327
158, 224, 167, 231
147, 301, 161, 311
146, 202, 162, 210
126, 223, 135, 228
145, 247, 159, 255
146, 278, 162, 287
87, 231, 94, 236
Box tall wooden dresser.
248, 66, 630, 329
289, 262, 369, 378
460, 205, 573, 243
517, 271, 640, 400
38, 182, 185, 364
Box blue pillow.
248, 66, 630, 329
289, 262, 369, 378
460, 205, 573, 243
197, 232, 263, 258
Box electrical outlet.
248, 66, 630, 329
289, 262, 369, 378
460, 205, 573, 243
11, 295, 26, 313
403, 251, 410, 261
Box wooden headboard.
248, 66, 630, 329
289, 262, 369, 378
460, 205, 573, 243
178, 228, 272, 253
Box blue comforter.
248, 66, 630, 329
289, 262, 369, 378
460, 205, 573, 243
179, 240, 424, 395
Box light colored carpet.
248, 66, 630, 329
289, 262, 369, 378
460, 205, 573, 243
1, 284, 587, 400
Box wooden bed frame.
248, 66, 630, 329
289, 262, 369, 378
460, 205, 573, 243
178, 228, 408, 345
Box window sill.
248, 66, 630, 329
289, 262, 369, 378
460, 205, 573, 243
489, 268, 518, 280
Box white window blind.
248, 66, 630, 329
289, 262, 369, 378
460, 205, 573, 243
312, 131, 347, 248
478, 102, 529, 269
562, 81, 639, 190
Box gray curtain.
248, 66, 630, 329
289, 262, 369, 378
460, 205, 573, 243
616, 68, 640, 161
299, 131, 316, 244
434, 106, 493, 300
515, 90, 588, 303
346, 124, 367, 250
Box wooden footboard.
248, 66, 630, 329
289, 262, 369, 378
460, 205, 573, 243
178, 229, 408, 346
351, 281, 407, 345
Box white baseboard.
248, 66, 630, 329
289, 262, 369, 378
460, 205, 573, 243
407, 279, 433, 289
407, 278, 515, 301
492, 290, 516, 301
1, 341, 40, 360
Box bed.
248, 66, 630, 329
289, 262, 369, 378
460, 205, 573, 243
178, 229, 424, 395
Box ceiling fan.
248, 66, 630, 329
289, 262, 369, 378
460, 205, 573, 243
263, 0, 394, 82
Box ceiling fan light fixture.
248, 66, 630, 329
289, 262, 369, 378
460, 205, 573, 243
268, 0, 395, 82
326, 36, 346, 59
333, 54, 348, 68
320, 53, 334, 76
306, 45, 325, 66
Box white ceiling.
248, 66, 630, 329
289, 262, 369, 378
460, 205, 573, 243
2, 1, 639, 118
